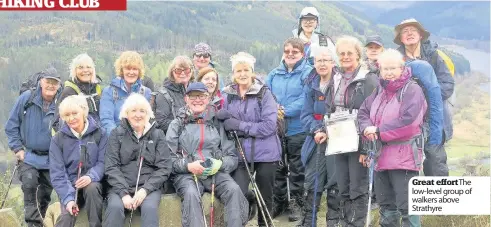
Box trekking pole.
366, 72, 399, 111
0, 160, 19, 209
365, 140, 377, 227
210, 175, 215, 227
193, 174, 208, 227
232, 131, 275, 227
129, 141, 146, 227
284, 150, 292, 206
311, 144, 323, 227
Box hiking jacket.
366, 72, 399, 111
105, 119, 172, 198
167, 107, 238, 175
49, 116, 107, 206
406, 60, 444, 145
53, 78, 102, 131
265, 58, 312, 137
221, 80, 281, 163
358, 67, 427, 171
398, 39, 454, 142
154, 79, 187, 133
99, 77, 152, 136
5, 84, 61, 169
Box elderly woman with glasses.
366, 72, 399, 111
154, 55, 195, 134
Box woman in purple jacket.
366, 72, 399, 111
217, 52, 281, 227
357, 49, 427, 227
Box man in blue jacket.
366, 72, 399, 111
266, 37, 313, 222
5, 68, 62, 227
394, 18, 454, 176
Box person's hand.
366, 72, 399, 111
132, 189, 147, 209
278, 106, 285, 121
314, 132, 328, 144
223, 118, 241, 131
75, 176, 92, 189
15, 150, 24, 162
122, 195, 133, 210
216, 109, 233, 120
187, 160, 206, 175
363, 126, 377, 136
366, 134, 378, 141
359, 154, 370, 167
66, 201, 78, 216
202, 158, 223, 177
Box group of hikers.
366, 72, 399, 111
5, 6, 455, 227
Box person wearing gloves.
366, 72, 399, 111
292, 6, 337, 66
103, 93, 172, 227
266, 37, 312, 221
218, 52, 281, 226
49, 95, 107, 227
298, 46, 340, 227
168, 82, 248, 227
358, 49, 427, 227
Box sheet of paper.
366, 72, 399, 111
324, 109, 360, 155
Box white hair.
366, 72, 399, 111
313, 46, 336, 62
377, 49, 405, 68
59, 95, 89, 121
69, 53, 97, 82
119, 93, 154, 121
230, 52, 256, 72
336, 35, 364, 63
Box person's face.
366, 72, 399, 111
62, 107, 85, 132
75, 63, 94, 83
337, 44, 359, 71
365, 43, 384, 61
126, 104, 148, 130
314, 53, 335, 76
233, 63, 254, 87
283, 44, 304, 67
193, 53, 211, 69
40, 78, 60, 98
400, 25, 422, 46
122, 65, 140, 84
301, 17, 317, 34
185, 91, 210, 114
200, 72, 218, 94
172, 66, 192, 85
380, 59, 404, 81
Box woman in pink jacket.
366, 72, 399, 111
357, 49, 427, 227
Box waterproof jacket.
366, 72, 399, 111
99, 77, 152, 136
154, 79, 187, 133
167, 107, 238, 175
105, 119, 172, 198
221, 80, 281, 163
398, 39, 454, 141
53, 78, 102, 132
265, 58, 312, 137
49, 116, 107, 206
406, 60, 444, 145
211, 90, 224, 110
5, 84, 61, 169
358, 67, 427, 171
300, 70, 330, 165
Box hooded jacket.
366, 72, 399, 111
104, 119, 172, 198
221, 79, 282, 163
49, 116, 107, 206
167, 106, 238, 175
154, 79, 187, 133
99, 77, 152, 136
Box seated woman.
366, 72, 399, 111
103, 93, 172, 227
358, 49, 427, 227
49, 95, 107, 227
99, 51, 152, 136
218, 52, 281, 227
197, 67, 223, 110
167, 82, 248, 227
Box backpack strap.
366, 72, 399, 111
397, 80, 416, 102
111, 85, 119, 101
159, 88, 176, 118
64, 81, 82, 94
23, 88, 37, 116
95, 84, 102, 96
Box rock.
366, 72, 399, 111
0, 208, 20, 227
44, 193, 225, 227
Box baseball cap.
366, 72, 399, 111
41, 66, 61, 82
365, 35, 384, 47
186, 82, 208, 94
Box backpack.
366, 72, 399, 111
111, 84, 145, 101
431, 49, 455, 77
64, 80, 102, 96
151, 88, 176, 118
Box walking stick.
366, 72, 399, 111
129, 141, 146, 227
71, 144, 87, 227
0, 160, 19, 209
193, 174, 208, 227
311, 144, 323, 227
365, 140, 377, 227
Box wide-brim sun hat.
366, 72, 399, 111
393, 18, 430, 46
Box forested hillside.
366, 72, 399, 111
0, 1, 472, 150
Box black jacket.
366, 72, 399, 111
154, 79, 187, 133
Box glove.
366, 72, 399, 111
278, 106, 285, 120
216, 109, 233, 120
224, 118, 241, 131
202, 158, 222, 176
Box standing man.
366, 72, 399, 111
5, 67, 62, 227
394, 18, 455, 176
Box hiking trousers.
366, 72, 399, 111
56, 182, 103, 227
103, 190, 161, 227
19, 162, 53, 227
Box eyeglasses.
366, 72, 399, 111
77, 65, 92, 70
338, 51, 356, 57
44, 78, 60, 86
401, 28, 419, 35
301, 18, 317, 23
381, 66, 403, 72
284, 49, 301, 55
173, 68, 191, 75
194, 53, 210, 59
316, 59, 335, 64
188, 94, 209, 100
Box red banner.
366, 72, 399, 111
0, 0, 127, 11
